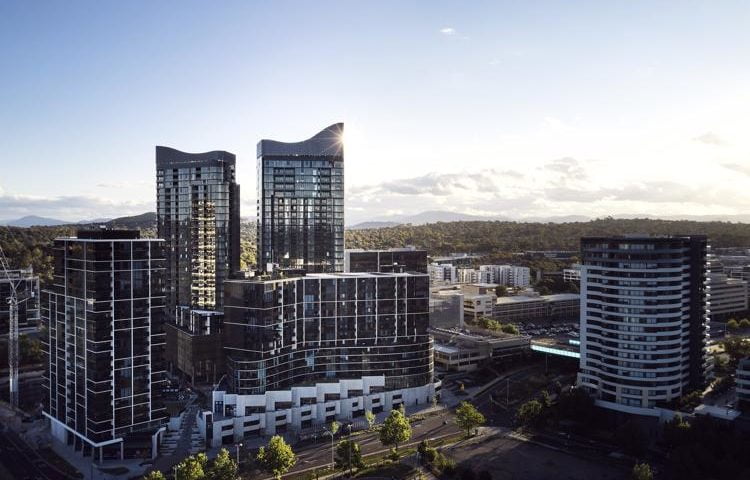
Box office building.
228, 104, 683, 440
457, 268, 479, 284
0, 267, 39, 331
344, 247, 427, 273
461, 283, 498, 321
577, 235, 710, 416
156, 146, 240, 312
198, 271, 436, 444
429, 288, 465, 329
257, 123, 344, 273
432, 327, 529, 372
493, 293, 579, 324
428, 263, 457, 285
708, 272, 748, 321
41, 230, 167, 461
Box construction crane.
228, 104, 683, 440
0, 243, 24, 409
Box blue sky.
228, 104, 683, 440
1, 1, 749, 224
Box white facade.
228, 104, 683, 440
563, 265, 582, 282
478, 265, 531, 288
577, 236, 709, 416
428, 263, 457, 285
198, 376, 438, 447
457, 268, 479, 284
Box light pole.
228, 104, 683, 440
173, 465, 178, 480
235, 442, 243, 467
346, 424, 353, 477
322, 427, 335, 472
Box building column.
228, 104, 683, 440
99, 446, 103, 464
119, 442, 124, 460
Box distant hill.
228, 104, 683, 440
348, 221, 402, 230
1, 215, 68, 227
103, 212, 157, 230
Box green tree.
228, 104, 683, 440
206, 448, 237, 480
256, 436, 296, 480
174, 453, 208, 480
335, 439, 363, 473
143, 470, 166, 480
740, 318, 750, 329
500, 323, 519, 335
330, 420, 340, 435
631, 462, 653, 480
727, 318, 739, 330
365, 410, 376, 430
516, 400, 542, 426
721, 336, 750, 369
454, 401, 486, 437
495, 285, 508, 297
540, 390, 552, 409
663, 415, 691, 448
379, 407, 412, 454
19, 334, 42, 364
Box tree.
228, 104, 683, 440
256, 436, 296, 480
207, 448, 238, 480
516, 400, 542, 426
500, 323, 519, 335
143, 470, 166, 480
330, 420, 340, 435
631, 462, 653, 480
663, 415, 691, 448
722, 336, 750, 369
335, 439, 363, 472
365, 410, 376, 430
540, 390, 552, 409
454, 401, 485, 437
379, 407, 412, 454
727, 319, 739, 330
495, 285, 508, 297
740, 318, 750, 329
19, 334, 43, 364
174, 453, 208, 480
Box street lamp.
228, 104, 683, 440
322, 427, 335, 472
346, 424, 353, 477
235, 442, 243, 467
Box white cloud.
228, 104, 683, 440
439, 27, 456, 36
693, 132, 728, 146
0, 192, 152, 222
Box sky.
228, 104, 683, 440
1, 1, 750, 225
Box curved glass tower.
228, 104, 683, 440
257, 123, 344, 273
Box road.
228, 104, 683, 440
0, 427, 76, 480
273, 410, 460, 477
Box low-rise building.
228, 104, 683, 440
708, 272, 748, 321
457, 268, 479, 284
493, 293, 579, 323
563, 265, 581, 282
478, 265, 531, 288
461, 284, 498, 321
431, 327, 530, 372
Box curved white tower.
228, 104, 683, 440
577, 235, 710, 415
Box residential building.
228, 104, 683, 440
156, 146, 240, 313
563, 264, 582, 282
432, 327, 530, 372
156, 146, 240, 384
428, 263, 457, 285
257, 123, 344, 273
41, 230, 167, 461
737, 357, 750, 410
344, 247, 427, 273
708, 272, 748, 321
457, 268, 479, 284
198, 271, 436, 445
577, 235, 710, 416
430, 288, 465, 329
0, 267, 39, 331
479, 265, 531, 288
430, 253, 480, 267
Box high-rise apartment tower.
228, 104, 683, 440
257, 123, 344, 273
577, 235, 710, 415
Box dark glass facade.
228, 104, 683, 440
257, 124, 344, 273
344, 248, 428, 274
40, 230, 167, 444
156, 147, 240, 313
223, 272, 433, 395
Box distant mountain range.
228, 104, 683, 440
4, 210, 750, 230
